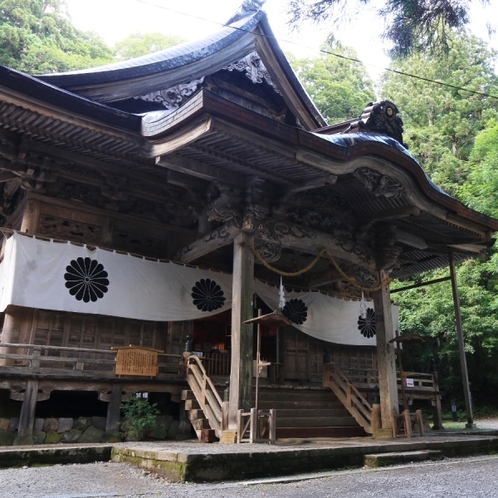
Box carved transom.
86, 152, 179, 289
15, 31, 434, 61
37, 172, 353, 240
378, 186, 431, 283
224, 52, 281, 95
281, 188, 356, 232
134, 77, 204, 112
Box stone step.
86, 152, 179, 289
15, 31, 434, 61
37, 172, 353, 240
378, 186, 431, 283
270, 408, 351, 418
277, 416, 360, 428
364, 450, 444, 468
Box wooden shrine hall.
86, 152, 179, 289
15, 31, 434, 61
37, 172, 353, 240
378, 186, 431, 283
0, 0, 497, 442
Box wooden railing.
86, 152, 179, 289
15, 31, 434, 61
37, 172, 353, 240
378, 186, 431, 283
0, 343, 181, 376
185, 354, 224, 438
202, 351, 231, 377
323, 363, 373, 434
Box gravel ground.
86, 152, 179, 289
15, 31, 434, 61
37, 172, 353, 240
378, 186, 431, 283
0, 418, 497, 498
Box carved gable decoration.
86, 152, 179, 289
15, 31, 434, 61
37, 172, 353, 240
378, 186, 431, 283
134, 77, 204, 112
224, 52, 281, 95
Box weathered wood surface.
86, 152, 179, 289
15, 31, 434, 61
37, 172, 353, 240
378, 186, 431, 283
228, 232, 254, 429
372, 271, 398, 429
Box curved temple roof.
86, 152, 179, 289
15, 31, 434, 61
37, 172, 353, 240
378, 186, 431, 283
0, 2, 496, 292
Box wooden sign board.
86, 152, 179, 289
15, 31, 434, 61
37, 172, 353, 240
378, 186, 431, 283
113, 345, 163, 377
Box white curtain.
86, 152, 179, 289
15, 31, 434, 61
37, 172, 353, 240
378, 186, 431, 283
0, 232, 232, 321
0, 232, 399, 346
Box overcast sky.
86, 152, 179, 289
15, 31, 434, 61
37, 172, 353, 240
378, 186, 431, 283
65, 0, 497, 81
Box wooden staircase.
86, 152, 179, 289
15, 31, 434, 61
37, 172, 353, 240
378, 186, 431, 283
182, 355, 224, 440
182, 355, 369, 441
257, 386, 368, 438
322, 363, 373, 434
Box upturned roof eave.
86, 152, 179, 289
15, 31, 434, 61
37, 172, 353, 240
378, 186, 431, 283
36, 12, 265, 99
0, 65, 142, 133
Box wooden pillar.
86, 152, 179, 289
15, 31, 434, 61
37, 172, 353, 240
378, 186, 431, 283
449, 250, 475, 428
0, 309, 19, 366
372, 271, 398, 429
20, 198, 41, 234
228, 232, 254, 429
18, 380, 39, 437
105, 384, 122, 433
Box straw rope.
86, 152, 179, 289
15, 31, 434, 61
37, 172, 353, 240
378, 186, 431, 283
246, 244, 392, 292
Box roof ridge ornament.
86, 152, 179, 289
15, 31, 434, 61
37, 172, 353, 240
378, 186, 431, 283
226, 0, 266, 25
357, 100, 405, 146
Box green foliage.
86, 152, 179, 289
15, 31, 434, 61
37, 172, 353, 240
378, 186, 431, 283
120, 396, 160, 441
288, 35, 375, 123
380, 31, 498, 196
0, 0, 113, 73
286, 0, 482, 56
392, 257, 498, 405
459, 120, 498, 218
113, 32, 186, 61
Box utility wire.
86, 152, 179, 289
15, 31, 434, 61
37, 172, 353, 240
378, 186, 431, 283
133, 0, 498, 101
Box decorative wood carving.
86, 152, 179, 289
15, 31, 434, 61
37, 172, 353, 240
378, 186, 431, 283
375, 224, 404, 270
357, 100, 405, 146
254, 240, 281, 263
253, 217, 377, 268
353, 167, 405, 199
177, 223, 234, 263
279, 187, 356, 234
224, 52, 281, 95
38, 214, 103, 244
353, 266, 379, 289
206, 181, 243, 226
135, 78, 204, 112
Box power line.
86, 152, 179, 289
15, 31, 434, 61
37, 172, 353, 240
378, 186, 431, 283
132, 0, 498, 101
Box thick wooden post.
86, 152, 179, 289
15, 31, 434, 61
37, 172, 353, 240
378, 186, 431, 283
0, 311, 18, 366
20, 198, 41, 234
372, 271, 398, 429
18, 380, 39, 438
105, 384, 122, 433
449, 250, 475, 428
228, 232, 254, 429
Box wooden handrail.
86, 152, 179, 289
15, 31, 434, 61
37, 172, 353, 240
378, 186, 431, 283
323, 363, 373, 434
0, 342, 181, 359
185, 354, 224, 437
0, 343, 182, 374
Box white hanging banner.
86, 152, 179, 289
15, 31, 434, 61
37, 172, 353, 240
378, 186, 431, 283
0, 233, 399, 346
0, 232, 232, 321
254, 280, 399, 347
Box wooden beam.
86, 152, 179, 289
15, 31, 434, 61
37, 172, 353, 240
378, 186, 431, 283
178, 216, 376, 268
177, 223, 237, 263
157, 152, 247, 187
285, 174, 337, 193
255, 219, 376, 269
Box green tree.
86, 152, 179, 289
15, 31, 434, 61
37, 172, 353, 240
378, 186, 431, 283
0, 0, 113, 73
287, 0, 491, 56
380, 31, 498, 196
113, 32, 186, 61
288, 35, 375, 123
459, 119, 498, 218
